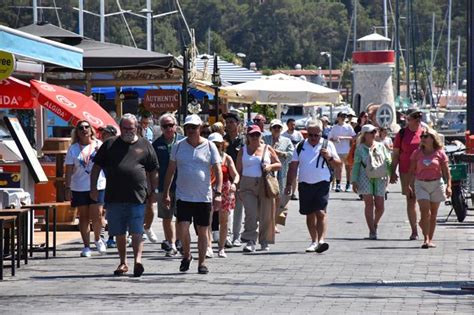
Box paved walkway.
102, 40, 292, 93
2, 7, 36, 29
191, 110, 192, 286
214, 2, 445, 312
1, 184, 473, 314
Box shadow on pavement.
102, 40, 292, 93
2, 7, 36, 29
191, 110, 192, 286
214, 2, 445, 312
365, 246, 421, 250
325, 280, 471, 289
424, 289, 474, 296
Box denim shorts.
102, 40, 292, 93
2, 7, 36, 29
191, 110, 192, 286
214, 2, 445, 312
71, 190, 105, 207
105, 203, 145, 236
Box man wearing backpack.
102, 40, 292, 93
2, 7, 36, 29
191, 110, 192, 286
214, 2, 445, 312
285, 119, 341, 253
390, 109, 424, 240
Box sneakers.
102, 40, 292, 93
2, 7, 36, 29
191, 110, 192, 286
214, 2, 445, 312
176, 240, 184, 255
315, 242, 329, 253
106, 238, 116, 248
232, 239, 242, 247
243, 241, 256, 253
260, 242, 270, 251
224, 238, 233, 249
345, 184, 352, 192
165, 245, 178, 257
198, 265, 209, 274
126, 235, 132, 247
179, 256, 193, 272
161, 240, 172, 251
335, 184, 342, 192
290, 194, 298, 200
145, 228, 158, 243
218, 249, 227, 258
305, 242, 318, 252
80, 247, 92, 257
206, 247, 214, 258
142, 233, 148, 241
95, 239, 107, 255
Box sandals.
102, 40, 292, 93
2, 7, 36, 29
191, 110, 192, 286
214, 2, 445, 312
421, 243, 429, 249
114, 263, 129, 276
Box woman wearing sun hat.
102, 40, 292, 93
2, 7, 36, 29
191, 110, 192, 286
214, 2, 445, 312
351, 124, 392, 240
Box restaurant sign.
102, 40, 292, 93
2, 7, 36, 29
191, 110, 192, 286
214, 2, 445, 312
0, 51, 15, 80
143, 90, 180, 113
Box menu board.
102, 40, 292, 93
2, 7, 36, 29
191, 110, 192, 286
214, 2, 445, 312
4, 116, 48, 183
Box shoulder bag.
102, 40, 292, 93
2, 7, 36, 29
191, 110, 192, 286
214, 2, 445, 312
261, 145, 280, 198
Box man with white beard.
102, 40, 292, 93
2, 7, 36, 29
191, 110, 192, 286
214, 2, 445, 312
90, 114, 158, 277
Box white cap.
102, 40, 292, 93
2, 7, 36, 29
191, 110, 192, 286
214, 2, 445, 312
270, 119, 283, 128
320, 116, 329, 122
361, 124, 377, 134
184, 114, 202, 126
208, 132, 224, 143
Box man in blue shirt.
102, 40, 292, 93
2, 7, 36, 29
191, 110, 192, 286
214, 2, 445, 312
152, 113, 184, 256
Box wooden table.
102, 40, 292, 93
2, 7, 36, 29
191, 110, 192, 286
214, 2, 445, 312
21, 203, 62, 259
0, 215, 16, 280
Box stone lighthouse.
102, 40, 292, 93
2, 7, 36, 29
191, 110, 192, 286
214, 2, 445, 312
352, 32, 396, 129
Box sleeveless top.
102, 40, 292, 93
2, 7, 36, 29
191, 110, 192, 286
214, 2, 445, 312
242, 145, 271, 177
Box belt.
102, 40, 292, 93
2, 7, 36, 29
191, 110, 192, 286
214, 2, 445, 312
417, 178, 441, 182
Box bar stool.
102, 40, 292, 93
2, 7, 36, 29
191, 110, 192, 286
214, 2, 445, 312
21, 203, 57, 259
0, 215, 16, 281
0, 208, 31, 267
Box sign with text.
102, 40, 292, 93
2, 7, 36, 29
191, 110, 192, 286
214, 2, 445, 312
143, 90, 180, 113
0, 51, 15, 80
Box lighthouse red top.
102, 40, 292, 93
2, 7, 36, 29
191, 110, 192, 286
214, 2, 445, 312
352, 32, 395, 64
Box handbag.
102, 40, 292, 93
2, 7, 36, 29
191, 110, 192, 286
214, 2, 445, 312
261, 145, 280, 198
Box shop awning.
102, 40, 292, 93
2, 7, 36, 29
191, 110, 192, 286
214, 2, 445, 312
0, 25, 83, 70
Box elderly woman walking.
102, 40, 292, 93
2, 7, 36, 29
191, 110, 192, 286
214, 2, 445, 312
407, 129, 451, 248
263, 119, 294, 224
65, 120, 107, 257
351, 125, 391, 240
237, 125, 281, 252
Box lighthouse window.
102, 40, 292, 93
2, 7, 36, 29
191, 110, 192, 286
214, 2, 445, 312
372, 42, 377, 51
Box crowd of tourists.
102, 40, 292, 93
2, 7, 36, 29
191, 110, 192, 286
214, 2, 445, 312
64, 108, 452, 276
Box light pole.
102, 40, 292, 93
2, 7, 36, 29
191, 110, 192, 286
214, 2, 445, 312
212, 53, 221, 122
321, 51, 332, 89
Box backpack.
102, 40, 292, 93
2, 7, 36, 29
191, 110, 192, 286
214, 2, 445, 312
361, 144, 388, 179
296, 139, 334, 181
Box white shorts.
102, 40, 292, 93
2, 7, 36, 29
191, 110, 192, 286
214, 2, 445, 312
414, 179, 445, 203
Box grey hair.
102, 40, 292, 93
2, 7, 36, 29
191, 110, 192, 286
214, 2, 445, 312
306, 119, 323, 130
159, 113, 177, 126
119, 113, 138, 127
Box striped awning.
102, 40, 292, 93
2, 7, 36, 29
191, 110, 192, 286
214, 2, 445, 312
193, 54, 261, 84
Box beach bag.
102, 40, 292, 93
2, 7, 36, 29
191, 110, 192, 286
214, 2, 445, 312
363, 145, 388, 179
261, 145, 280, 198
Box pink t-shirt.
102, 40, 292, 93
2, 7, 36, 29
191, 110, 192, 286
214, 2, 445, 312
394, 127, 423, 173
410, 149, 448, 180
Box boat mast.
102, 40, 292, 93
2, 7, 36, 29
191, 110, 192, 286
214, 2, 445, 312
430, 13, 435, 107
446, 0, 452, 104
456, 35, 461, 92
395, 0, 400, 99
383, 0, 388, 38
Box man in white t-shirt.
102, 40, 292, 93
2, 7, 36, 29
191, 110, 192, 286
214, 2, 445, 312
328, 112, 356, 192
282, 118, 304, 200
285, 119, 341, 253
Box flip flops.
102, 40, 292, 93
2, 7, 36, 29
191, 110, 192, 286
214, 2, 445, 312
113, 263, 129, 276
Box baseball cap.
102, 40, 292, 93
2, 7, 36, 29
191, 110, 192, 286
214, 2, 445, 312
247, 125, 262, 135
184, 114, 202, 126
361, 124, 377, 134
223, 112, 240, 122
98, 125, 117, 135
320, 116, 329, 122
337, 111, 347, 117
270, 119, 284, 128
406, 108, 422, 118
208, 132, 224, 143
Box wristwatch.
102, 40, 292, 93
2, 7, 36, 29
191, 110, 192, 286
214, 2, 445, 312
214, 191, 222, 196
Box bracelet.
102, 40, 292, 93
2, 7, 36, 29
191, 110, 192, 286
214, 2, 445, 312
214, 191, 222, 196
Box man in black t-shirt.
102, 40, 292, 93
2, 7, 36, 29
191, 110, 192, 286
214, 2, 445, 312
91, 114, 158, 278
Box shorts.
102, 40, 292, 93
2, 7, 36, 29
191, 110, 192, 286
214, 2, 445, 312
158, 192, 176, 219
414, 179, 446, 203
400, 173, 415, 197
71, 190, 105, 207
105, 203, 145, 236
355, 171, 387, 197
339, 153, 349, 164
176, 200, 212, 227
298, 181, 330, 215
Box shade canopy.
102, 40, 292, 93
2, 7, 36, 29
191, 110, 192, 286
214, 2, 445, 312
18, 23, 181, 71
29, 80, 118, 131
0, 25, 83, 70
221, 74, 340, 105
0, 77, 35, 109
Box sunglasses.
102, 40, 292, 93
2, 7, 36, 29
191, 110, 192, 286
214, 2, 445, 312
248, 133, 261, 138
77, 125, 91, 131
185, 125, 198, 130
272, 126, 282, 129
308, 133, 321, 138
161, 123, 175, 129
253, 119, 262, 122
421, 133, 432, 139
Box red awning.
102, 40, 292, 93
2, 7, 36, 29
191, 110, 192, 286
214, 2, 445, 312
0, 77, 35, 109
30, 80, 118, 131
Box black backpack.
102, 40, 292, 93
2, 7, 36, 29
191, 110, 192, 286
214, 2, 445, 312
296, 139, 334, 181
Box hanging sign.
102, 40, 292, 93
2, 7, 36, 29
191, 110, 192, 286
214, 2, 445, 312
0, 51, 15, 80
143, 90, 180, 113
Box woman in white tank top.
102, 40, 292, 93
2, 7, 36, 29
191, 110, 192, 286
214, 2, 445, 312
236, 125, 281, 252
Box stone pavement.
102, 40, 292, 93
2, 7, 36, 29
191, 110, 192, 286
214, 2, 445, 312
1, 183, 473, 314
